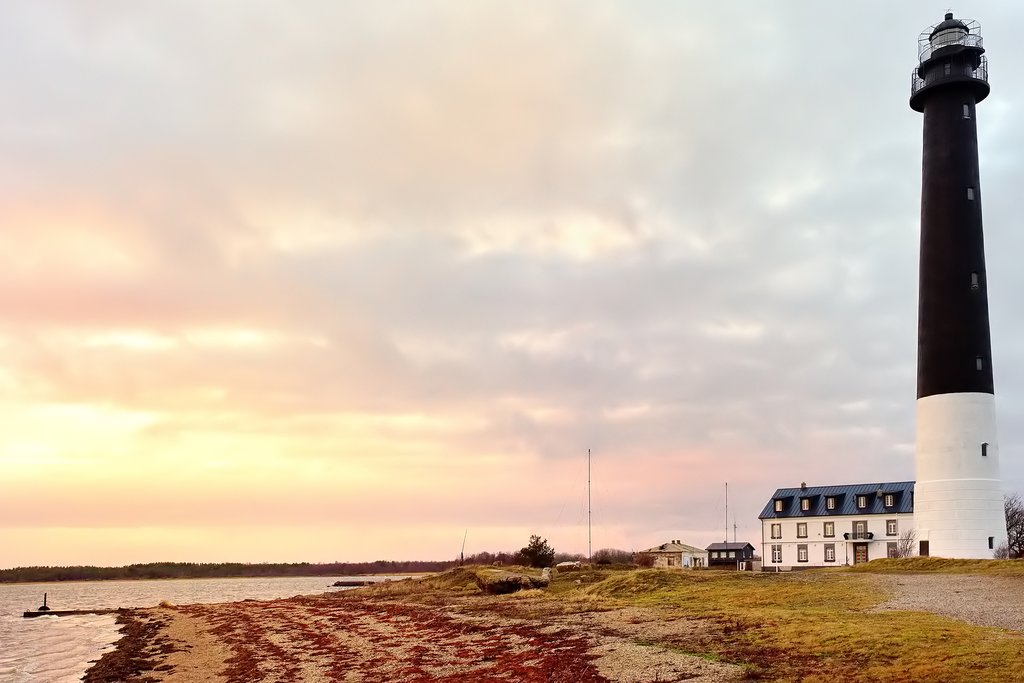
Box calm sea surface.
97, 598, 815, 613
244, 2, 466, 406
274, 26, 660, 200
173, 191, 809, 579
0, 575, 404, 682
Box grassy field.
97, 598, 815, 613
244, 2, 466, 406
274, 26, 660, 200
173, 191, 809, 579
843, 556, 1024, 575
375, 562, 1024, 682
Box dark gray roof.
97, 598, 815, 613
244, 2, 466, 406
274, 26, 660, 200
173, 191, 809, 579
705, 542, 755, 551
758, 481, 914, 519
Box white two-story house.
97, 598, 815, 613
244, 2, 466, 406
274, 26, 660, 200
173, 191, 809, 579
758, 481, 915, 569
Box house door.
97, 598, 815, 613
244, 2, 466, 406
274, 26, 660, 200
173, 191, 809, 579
854, 544, 869, 565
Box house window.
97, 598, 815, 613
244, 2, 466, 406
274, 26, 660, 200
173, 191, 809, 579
826, 497, 835, 510
797, 523, 807, 538
963, 103, 971, 118
887, 542, 898, 558
971, 272, 979, 290
771, 523, 782, 539
982, 442, 988, 457
801, 498, 810, 511
771, 544, 782, 563
967, 186, 975, 200
824, 544, 835, 562
855, 521, 867, 539
977, 356, 984, 371
884, 494, 894, 508
728, 551, 736, 559
887, 519, 898, 536
824, 521, 835, 538
797, 544, 808, 563
774, 499, 784, 512
857, 495, 867, 509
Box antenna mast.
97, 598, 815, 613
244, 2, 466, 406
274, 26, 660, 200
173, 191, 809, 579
724, 482, 728, 543
588, 448, 592, 562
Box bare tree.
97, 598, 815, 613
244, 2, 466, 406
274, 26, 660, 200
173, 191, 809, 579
1005, 493, 1024, 559
634, 552, 655, 568
895, 528, 917, 558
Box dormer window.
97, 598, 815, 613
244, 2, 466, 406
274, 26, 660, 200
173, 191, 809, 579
801, 499, 810, 511
884, 494, 894, 507
857, 495, 867, 509
826, 497, 836, 510
774, 499, 784, 513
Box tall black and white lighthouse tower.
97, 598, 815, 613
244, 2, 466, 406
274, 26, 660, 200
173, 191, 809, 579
910, 13, 1007, 558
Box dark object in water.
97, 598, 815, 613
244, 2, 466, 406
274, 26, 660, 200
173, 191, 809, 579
331, 579, 374, 587
24, 608, 120, 618
38, 592, 51, 611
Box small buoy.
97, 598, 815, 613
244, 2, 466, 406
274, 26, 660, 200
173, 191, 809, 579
37, 592, 51, 612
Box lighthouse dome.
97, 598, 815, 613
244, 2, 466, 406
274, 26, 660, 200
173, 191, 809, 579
930, 12, 969, 43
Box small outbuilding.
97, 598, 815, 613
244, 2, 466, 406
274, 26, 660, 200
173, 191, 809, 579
706, 542, 756, 570
637, 540, 706, 568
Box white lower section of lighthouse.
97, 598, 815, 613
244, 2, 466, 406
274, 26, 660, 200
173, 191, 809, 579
915, 392, 1007, 558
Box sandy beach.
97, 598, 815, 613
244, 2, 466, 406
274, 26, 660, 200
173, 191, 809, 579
82, 580, 742, 682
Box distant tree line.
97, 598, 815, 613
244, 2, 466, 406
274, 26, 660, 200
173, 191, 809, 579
3, 537, 645, 583
0, 560, 459, 584
462, 539, 635, 568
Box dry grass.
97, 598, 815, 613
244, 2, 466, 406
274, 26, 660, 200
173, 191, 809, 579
332, 565, 1024, 681
844, 557, 1024, 575
565, 569, 1024, 681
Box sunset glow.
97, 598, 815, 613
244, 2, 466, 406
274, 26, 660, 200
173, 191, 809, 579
2, 2, 1024, 568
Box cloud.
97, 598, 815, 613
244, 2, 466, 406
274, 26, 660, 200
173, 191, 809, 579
1, 2, 1023, 566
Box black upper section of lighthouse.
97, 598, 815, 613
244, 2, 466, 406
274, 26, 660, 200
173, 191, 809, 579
911, 13, 994, 399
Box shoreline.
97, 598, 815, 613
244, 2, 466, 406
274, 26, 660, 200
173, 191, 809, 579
79, 567, 1024, 682
81, 580, 743, 682
0, 572, 431, 587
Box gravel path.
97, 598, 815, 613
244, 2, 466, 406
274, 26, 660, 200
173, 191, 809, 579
873, 573, 1024, 631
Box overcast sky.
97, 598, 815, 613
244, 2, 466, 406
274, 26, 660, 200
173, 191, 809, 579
2, 1, 1023, 567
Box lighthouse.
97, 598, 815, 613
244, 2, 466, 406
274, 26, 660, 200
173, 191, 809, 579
910, 13, 1007, 558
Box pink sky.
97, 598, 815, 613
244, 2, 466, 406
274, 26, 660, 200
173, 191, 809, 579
3, 2, 1024, 567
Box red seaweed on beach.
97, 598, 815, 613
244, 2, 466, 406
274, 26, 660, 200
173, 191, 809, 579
178, 594, 609, 682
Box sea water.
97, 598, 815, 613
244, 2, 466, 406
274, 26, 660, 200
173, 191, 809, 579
0, 575, 398, 682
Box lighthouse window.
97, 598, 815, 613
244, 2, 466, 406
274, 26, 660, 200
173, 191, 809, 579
967, 187, 975, 200
971, 272, 979, 290
989, 536, 995, 549
982, 442, 988, 457
944, 62, 952, 76
976, 356, 984, 371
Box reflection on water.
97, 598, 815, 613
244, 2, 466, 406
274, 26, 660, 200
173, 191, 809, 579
0, 575, 399, 682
